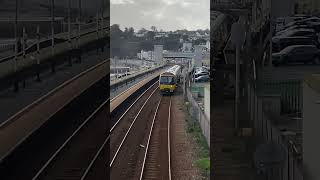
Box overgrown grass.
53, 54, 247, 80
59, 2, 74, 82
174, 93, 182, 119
182, 101, 210, 178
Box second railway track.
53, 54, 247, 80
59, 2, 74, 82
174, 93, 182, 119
140, 96, 172, 180
110, 76, 173, 180
110, 81, 161, 180
0, 76, 108, 179
32, 98, 109, 180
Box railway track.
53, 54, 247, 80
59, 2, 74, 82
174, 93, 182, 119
110, 80, 161, 179
110, 76, 173, 180
32, 98, 109, 180
140, 96, 172, 180
0, 77, 108, 179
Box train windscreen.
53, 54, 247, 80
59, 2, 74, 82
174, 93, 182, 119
160, 76, 175, 85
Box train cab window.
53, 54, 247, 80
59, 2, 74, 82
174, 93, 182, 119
160, 76, 175, 85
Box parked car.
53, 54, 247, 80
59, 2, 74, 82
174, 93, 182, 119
273, 29, 318, 43
195, 75, 210, 82
272, 36, 320, 52
194, 71, 209, 78
275, 25, 311, 36
272, 45, 320, 66
299, 17, 320, 24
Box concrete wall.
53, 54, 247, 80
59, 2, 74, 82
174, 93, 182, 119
303, 76, 320, 180
204, 84, 210, 120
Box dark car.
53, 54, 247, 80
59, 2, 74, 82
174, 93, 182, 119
272, 29, 317, 41
272, 45, 320, 66
272, 36, 320, 52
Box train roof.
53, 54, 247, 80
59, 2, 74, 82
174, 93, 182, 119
161, 65, 181, 76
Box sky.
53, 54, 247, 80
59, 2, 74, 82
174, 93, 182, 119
110, 0, 210, 31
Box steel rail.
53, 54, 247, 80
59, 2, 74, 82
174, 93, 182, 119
138, 97, 172, 180
31, 98, 109, 180
138, 98, 162, 180
168, 98, 172, 180
109, 86, 158, 167
110, 80, 158, 132
80, 134, 110, 180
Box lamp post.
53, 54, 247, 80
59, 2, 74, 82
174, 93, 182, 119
230, 22, 246, 129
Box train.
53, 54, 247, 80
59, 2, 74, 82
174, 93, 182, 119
159, 65, 181, 95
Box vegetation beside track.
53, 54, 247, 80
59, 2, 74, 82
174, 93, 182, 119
182, 102, 210, 179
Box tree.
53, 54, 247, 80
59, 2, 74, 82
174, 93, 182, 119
182, 34, 188, 41
110, 24, 122, 37
193, 38, 207, 45
128, 27, 135, 37
138, 28, 147, 34
151, 26, 157, 32
146, 31, 155, 40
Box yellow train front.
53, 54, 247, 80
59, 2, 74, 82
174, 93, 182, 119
159, 65, 181, 95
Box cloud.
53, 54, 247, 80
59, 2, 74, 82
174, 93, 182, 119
111, 0, 209, 31
111, 0, 134, 5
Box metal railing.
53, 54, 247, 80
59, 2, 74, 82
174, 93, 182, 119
257, 80, 302, 114
248, 79, 303, 180
0, 19, 109, 64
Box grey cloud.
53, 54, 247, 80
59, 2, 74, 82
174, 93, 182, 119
111, 0, 209, 31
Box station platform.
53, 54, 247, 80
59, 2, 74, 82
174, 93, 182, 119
0, 60, 107, 164
110, 70, 163, 113
0, 50, 106, 123
110, 66, 166, 100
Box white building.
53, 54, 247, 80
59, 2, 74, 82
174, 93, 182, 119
182, 42, 193, 52
134, 32, 146, 37
139, 50, 154, 60
206, 40, 210, 50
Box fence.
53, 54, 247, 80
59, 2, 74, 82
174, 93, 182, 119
258, 80, 302, 114
185, 85, 210, 147
248, 79, 303, 180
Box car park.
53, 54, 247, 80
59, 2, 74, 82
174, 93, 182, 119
275, 25, 311, 36
272, 45, 320, 66
272, 36, 320, 52
273, 29, 318, 42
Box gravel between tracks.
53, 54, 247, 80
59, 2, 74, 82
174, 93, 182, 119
142, 96, 171, 180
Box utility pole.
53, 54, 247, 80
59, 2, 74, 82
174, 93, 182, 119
51, 0, 55, 73
68, 0, 72, 66
96, 0, 99, 39
68, 0, 71, 49
14, 0, 19, 92
14, 0, 18, 72
36, 25, 41, 81
231, 22, 245, 129
78, 0, 82, 47
51, 0, 55, 56
22, 27, 26, 58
